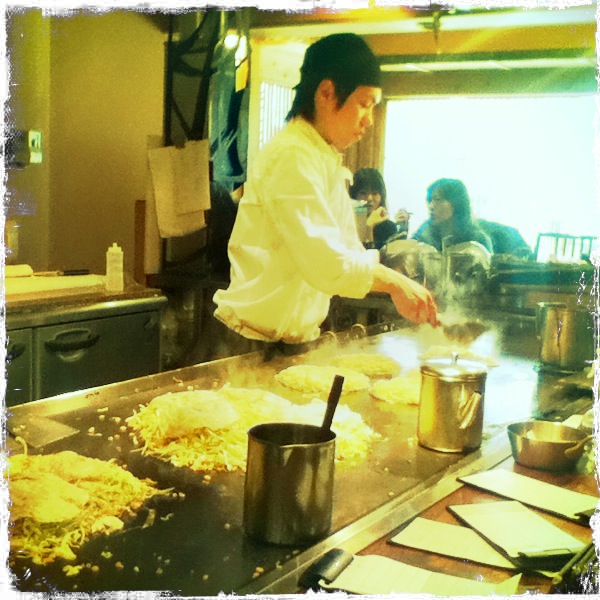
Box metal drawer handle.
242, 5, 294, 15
144, 316, 159, 330
7, 342, 26, 362
45, 330, 100, 353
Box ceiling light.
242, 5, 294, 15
381, 56, 597, 72
224, 33, 239, 49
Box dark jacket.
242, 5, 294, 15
478, 220, 532, 257
373, 220, 400, 250
411, 220, 493, 252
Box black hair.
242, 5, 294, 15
286, 33, 381, 122
349, 168, 387, 208
426, 178, 473, 230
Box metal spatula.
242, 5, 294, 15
8, 415, 80, 449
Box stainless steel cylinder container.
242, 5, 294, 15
536, 302, 595, 370
417, 356, 487, 453
243, 423, 336, 546
532, 362, 580, 418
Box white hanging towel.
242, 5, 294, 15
147, 139, 211, 238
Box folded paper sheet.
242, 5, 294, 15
319, 554, 521, 596
5, 264, 34, 278
390, 516, 515, 569
459, 469, 598, 521
448, 500, 586, 562
147, 140, 210, 238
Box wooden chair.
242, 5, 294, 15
534, 233, 596, 261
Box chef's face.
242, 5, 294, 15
429, 190, 454, 223
319, 83, 382, 151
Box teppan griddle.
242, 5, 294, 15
7, 320, 542, 595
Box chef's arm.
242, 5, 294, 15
371, 263, 439, 327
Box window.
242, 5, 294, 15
259, 81, 294, 150
383, 94, 599, 250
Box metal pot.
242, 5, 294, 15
417, 355, 487, 453
438, 242, 491, 304
536, 302, 595, 370
381, 239, 439, 283
532, 362, 583, 419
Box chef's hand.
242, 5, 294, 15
371, 263, 439, 327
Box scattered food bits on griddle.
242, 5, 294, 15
91, 515, 124, 535
63, 564, 85, 577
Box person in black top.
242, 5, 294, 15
349, 168, 399, 249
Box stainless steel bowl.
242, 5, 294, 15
507, 420, 589, 471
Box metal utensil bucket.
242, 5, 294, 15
536, 302, 595, 370
243, 423, 336, 545
417, 356, 487, 453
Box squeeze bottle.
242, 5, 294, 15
105, 243, 124, 292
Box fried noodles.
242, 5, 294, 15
126, 386, 380, 471
8, 450, 168, 565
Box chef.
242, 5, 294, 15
213, 33, 439, 349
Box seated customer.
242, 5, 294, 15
350, 168, 399, 249
412, 178, 493, 252
478, 219, 533, 258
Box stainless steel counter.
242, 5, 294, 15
6, 318, 591, 595
6, 284, 166, 330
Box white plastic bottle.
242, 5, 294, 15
105, 242, 124, 292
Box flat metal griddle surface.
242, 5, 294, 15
6, 324, 539, 595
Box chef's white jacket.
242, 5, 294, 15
213, 118, 380, 343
